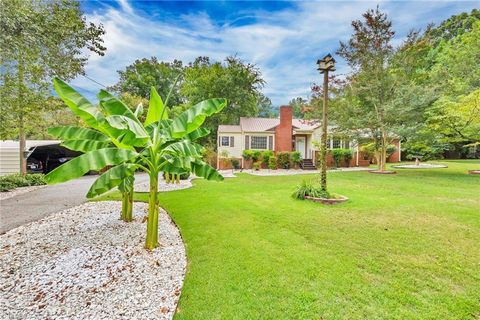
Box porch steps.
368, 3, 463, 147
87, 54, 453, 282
301, 159, 316, 170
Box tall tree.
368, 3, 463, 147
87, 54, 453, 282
336, 6, 420, 171
181, 56, 265, 146
111, 57, 184, 106
0, 0, 105, 174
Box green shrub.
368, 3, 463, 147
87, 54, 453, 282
343, 149, 353, 166
162, 171, 190, 180
25, 173, 46, 186
277, 152, 291, 169
292, 180, 329, 200
231, 159, 240, 169
252, 161, 261, 171
242, 150, 253, 161
261, 150, 274, 165
0, 173, 46, 192
251, 150, 262, 162
332, 149, 344, 168
268, 156, 277, 170
386, 145, 396, 156
291, 151, 302, 166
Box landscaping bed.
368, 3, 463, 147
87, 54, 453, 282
0, 201, 186, 320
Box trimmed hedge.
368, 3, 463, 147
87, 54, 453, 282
0, 173, 46, 192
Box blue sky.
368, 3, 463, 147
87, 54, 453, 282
74, 0, 478, 105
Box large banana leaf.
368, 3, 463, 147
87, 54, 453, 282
191, 160, 224, 181
87, 163, 138, 198
171, 98, 227, 138
53, 78, 104, 127
106, 115, 150, 147
98, 90, 140, 122
187, 128, 210, 141
145, 86, 168, 126
46, 148, 138, 184
61, 139, 112, 153
162, 140, 204, 157
134, 103, 144, 118
48, 126, 109, 141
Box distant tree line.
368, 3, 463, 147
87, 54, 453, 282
289, 8, 480, 160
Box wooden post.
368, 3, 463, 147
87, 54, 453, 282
320, 70, 328, 192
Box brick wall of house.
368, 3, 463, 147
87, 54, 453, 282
387, 139, 401, 163
275, 106, 293, 152
218, 158, 243, 170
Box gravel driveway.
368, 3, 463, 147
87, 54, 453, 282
0, 173, 149, 234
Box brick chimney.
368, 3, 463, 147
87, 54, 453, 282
275, 106, 293, 152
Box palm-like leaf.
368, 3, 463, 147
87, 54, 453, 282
48, 126, 109, 141
46, 148, 138, 184
87, 163, 138, 198
171, 98, 227, 138
145, 86, 168, 126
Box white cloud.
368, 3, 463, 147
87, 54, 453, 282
73, 0, 478, 105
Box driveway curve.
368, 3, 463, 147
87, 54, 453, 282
0, 173, 149, 234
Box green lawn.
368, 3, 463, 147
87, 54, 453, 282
99, 160, 480, 319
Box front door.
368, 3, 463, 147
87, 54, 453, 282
296, 136, 306, 159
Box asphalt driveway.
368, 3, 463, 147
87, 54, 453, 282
0, 174, 149, 234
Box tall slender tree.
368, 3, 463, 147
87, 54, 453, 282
0, 0, 105, 174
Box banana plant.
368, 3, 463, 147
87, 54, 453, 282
46, 78, 226, 249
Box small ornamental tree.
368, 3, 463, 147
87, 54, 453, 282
46, 79, 226, 249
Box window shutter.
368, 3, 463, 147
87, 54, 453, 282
230, 136, 234, 147
245, 135, 249, 150
218, 136, 221, 147
268, 136, 273, 150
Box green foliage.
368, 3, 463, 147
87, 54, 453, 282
0, 173, 46, 192
331, 149, 344, 168
291, 151, 302, 165
163, 171, 190, 180
261, 150, 274, 165
277, 152, 291, 169
46, 79, 226, 249
111, 58, 183, 106
231, 159, 240, 169
0, 0, 105, 172
242, 150, 253, 161
251, 150, 262, 162
252, 161, 261, 171
268, 156, 278, 170
343, 149, 353, 166
292, 180, 329, 200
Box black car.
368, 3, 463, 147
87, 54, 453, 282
27, 157, 44, 174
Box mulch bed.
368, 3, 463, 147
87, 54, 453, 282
305, 195, 348, 205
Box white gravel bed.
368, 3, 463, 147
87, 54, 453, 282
134, 177, 193, 193
392, 163, 448, 169
0, 185, 46, 201
0, 201, 186, 320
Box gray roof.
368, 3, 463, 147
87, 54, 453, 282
218, 125, 242, 133
218, 117, 321, 133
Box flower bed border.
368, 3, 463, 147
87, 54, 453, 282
305, 195, 348, 205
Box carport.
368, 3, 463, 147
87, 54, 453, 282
0, 140, 81, 175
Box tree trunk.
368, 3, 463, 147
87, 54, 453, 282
18, 63, 27, 176
145, 173, 159, 250
126, 190, 133, 222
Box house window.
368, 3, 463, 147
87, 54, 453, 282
221, 136, 230, 146
250, 136, 268, 149
332, 138, 341, 149
344, 140, 350, 149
